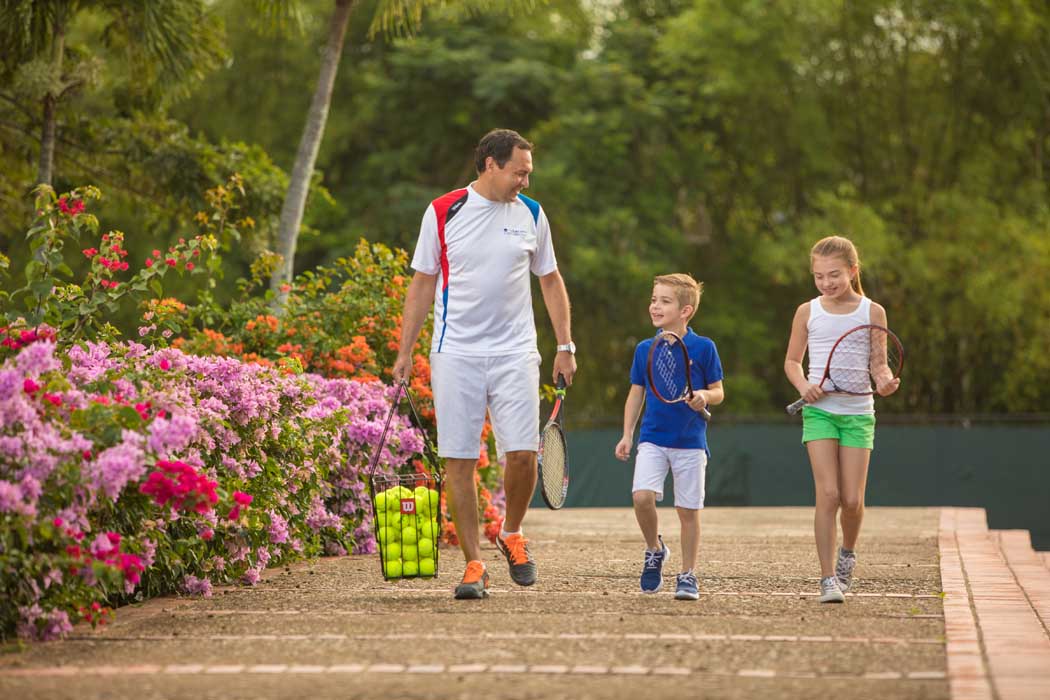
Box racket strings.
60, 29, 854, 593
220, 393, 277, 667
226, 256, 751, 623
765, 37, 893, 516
539, 424, 566, 505
828, 329, 901, 394
654, 342, 687, 399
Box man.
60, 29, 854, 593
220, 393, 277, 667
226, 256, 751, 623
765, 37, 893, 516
392, 128, 576, 600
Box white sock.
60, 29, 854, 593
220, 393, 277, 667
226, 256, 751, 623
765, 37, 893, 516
500, 528, 521, 540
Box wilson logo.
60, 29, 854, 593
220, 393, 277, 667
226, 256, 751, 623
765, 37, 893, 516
400, 499, 416, 515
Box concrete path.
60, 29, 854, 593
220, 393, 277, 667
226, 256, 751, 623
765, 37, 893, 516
0, 506, 1046, 699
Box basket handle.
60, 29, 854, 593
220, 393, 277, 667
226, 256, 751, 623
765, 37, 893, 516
400, 380, 441, 473
366, 380, 440, 478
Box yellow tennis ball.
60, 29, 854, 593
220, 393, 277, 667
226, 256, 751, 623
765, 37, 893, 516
384, 559, 402, 579
418, 538, 434, 558
374, 492, 387, 511
428, 488, 439, 511
413, 488, 431, 517
401, 544, 418, 562
419, 558, 435, 577
384, 542, 402, 561
376, 511, 388, 528
402, 560, 419, 577
417, 519, 438, 540
402, 526, 418, 545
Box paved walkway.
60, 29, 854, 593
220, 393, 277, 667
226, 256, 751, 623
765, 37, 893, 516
1, 507, 1047, 699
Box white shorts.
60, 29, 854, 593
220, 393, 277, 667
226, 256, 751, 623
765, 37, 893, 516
632, 442, 708, 510
430, 352, 541, 459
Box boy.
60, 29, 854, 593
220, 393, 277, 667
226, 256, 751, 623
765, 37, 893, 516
614, 274, 724, 599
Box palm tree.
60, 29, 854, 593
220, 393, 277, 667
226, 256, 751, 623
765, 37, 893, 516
267, 0, 540, 298
0, 0, 224, 186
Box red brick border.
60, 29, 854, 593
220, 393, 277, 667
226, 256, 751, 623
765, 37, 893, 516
940, 507, 1050, 699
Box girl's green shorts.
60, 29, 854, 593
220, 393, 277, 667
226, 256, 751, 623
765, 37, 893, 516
801, 406, 875, 450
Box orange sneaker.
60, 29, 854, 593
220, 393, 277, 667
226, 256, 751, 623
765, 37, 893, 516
454, 560, 490, 599
496, 532, 537, 586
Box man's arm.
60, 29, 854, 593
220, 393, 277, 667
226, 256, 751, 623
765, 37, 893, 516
538, 269, 577, 385
392, 271, 438, 382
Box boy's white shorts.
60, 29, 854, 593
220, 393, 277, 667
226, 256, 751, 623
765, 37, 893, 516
632, 442, 708, 509
430, 351, 541, 459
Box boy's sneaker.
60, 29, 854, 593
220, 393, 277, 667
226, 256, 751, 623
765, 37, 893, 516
496, 532, 537, 586
453, 560, 490, 599
818, 575, 845, 603
640, 535, 670, 593
835, 547, 857, 593
674, 571, 700, 600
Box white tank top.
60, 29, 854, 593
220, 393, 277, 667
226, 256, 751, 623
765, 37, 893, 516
806, 296, 874, 415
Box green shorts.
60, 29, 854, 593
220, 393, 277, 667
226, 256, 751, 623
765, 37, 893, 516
801, 406, 875, 450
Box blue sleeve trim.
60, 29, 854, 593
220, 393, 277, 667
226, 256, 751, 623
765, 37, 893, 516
517, 193, 541, 225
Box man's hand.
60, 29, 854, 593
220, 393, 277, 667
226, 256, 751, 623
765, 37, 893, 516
392, 354, 412, 384
553, 351, 576, 386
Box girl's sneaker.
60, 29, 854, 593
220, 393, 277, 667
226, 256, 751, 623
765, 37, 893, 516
835, 547, 856, 593
674, 571, 700, 600
640, 535, 669, 593
819, 575, 845, 603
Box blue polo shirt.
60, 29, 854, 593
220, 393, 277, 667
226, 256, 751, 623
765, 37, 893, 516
630, 328, 724, 451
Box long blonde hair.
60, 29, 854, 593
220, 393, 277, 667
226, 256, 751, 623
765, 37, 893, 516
810, 236, 864, 296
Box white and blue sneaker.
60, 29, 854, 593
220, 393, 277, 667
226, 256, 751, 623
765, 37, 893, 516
640, 535, 669, 593
674, 571, 700, 600
836, 547, 857, 593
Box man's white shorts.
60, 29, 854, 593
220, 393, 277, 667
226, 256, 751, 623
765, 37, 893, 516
632, 442, 708, 510
430, 351, 541, 459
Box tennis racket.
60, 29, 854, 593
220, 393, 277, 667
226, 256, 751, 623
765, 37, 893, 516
786, 323, 904, 415
537, 374, 569, 510
646, 330, 713, 421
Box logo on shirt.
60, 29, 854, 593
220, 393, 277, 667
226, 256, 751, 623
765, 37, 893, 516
503, 226, 528, 237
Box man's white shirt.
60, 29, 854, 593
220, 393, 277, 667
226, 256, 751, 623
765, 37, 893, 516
411, 184, 557, 356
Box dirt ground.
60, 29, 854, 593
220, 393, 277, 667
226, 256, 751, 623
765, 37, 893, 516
0, 507, 948, 700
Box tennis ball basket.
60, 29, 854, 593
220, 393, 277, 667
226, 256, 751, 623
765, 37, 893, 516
366, 380, 443, 581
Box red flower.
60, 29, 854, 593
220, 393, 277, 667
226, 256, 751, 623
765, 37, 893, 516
185, 262, 195, 271
159, 359, 171, 371
23, 378, 39, 394
145, 259, 153, 268
165, 258, 176, 267
82, 248, 98, 258
233, 491, 253, 506
152, 249, 161, 258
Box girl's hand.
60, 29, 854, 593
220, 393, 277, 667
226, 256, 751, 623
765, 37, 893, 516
614, 437, 632, 461
801, 383, 825, 404
876, 376, 900, 396
686, 390, 708, 414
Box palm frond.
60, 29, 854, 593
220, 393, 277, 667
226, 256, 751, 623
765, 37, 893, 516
369, 0, 542, 39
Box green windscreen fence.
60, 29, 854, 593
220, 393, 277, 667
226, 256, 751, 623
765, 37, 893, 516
531, 422, 1050, 550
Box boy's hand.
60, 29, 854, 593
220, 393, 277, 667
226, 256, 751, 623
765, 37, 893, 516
614, 437, 632, 461
686, 390, 708, 414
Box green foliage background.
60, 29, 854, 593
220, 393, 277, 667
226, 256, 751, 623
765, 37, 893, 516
3, 0, 1049, 421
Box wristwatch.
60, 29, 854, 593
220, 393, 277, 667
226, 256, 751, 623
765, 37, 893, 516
556, 341, 576, 354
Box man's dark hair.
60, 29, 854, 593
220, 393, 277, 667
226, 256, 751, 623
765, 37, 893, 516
474, 129, 532, 173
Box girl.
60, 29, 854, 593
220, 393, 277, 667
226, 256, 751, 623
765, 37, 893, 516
784, 236, 900, 603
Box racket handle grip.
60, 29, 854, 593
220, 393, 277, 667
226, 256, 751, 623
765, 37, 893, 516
785, 397, 806, 415
700, 406, 712, 421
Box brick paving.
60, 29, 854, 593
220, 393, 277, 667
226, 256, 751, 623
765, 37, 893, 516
0, 507, 1046, 699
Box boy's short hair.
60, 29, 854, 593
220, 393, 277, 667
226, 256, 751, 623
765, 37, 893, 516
653, 273, 703, 319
